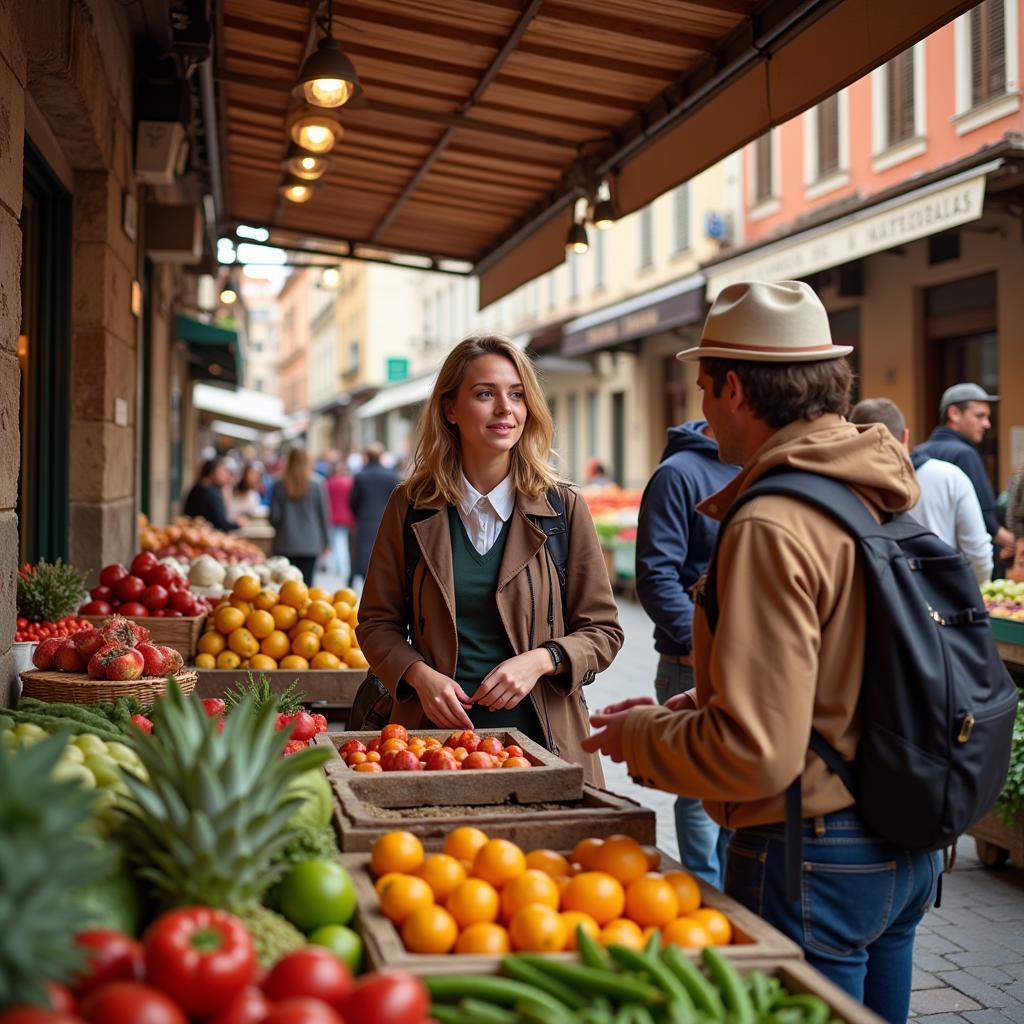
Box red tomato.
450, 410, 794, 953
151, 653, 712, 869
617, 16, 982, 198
89, 586, 113, 602
0, 1010, 84, 1023
141, 585, 169, 610
115, 576, 146, 602
145, 565, 179, 590
79, 601, 112, 617
207, 986, 271, 1024
339, 972, 428, 1024
119, 603, 149, 617
130, 552, 158, 579
45, 981, 77, 1012
72, 929, 144, 996
99, 564, 129, 588
262, 948, 353, 1009
79, 982, 188, 1024
168, 590, 195, 614
143, 907, 255, 1017
260, 999, 344, 1024
17, 616, 27, 628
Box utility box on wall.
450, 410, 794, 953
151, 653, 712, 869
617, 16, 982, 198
145, 203, 202, 263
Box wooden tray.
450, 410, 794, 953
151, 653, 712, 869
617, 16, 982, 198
328, 779, 656, 852
82, 614, 207, 660
343, 850, 803, 976
19, 669, 197, 705
194, 668, 366, 705
318, 728, 584, 805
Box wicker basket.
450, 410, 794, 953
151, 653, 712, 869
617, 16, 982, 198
19, 669, 198, 705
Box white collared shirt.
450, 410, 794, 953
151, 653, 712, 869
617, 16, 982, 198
456, 473, 515, 555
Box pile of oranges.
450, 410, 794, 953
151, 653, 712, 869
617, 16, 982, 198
368, 828, 732, 957
193, 576, 370, 672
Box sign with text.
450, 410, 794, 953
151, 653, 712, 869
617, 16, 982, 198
386, 357, 410, 382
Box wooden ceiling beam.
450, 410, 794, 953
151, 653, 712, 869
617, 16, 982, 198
537, 2, 718, 52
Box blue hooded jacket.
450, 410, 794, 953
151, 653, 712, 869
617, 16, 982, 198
635, 420, 740, 655
912, 426, 998, 536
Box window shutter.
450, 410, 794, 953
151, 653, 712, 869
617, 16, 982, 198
817, 95, 840, 175
673, 184, 689, 252
988, 0, 1006, 98
754, 134, 772, 202
900, 49, 915, 140
971, 5, 984, 106
638, 206, 654, 268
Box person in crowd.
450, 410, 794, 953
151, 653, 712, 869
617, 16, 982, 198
230, 461, 265, 522
913, 383, 1014, 556
183, 457, 241, 532
584, 458, 614, 487
260, 455, 281, 508
635, 420, 738, 885
583, 281, 938, 1021
326, 460, 355, 584
349, 442, 400, 589
850, 398, 991, 584
1008, 465, 1024, 543
356, 336, 623, 783
269, 448, 331, 586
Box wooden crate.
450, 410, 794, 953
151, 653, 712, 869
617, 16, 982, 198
343, 850, 803, 976
319, 728, 584, 805
194, 668, 366, 706
82, 614, 207, 661
328, 778, 656, 852
967, 810, 1024, 867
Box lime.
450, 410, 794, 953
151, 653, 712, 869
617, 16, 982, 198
279, 859, 356, 930
308, 923, 364, 972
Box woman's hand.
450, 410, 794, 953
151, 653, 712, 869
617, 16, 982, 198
405, 663, 474, 730
473, 650, 549, 712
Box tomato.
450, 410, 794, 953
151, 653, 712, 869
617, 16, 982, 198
115, 576, 146, 602
262, 948, 352, 1009
260, 999, 344, 1024
145, 565, 178, 590
45, 981, 77, 1013
99, 564, 129, 588
119, 603, 149, 617
339, 972, 427, 1024
0, 1011, 84, 1023
79, 982, 187, 1024
143, 907, 255, 1016
130, 552, 158, 579
79, 601, 112, 617
169, 590, 195, 614
142, 585, 169, 610
206, 986, 270, 1024
72, 929, 144, 996
89, 586, 113, 602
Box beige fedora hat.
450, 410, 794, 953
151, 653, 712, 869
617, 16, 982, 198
676, 280, 853, 363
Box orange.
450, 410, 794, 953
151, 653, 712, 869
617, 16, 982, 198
333, 601, 353, 623
599, 918, 645, 949
291, 632, 321, 660
643, 846, 662, 871
416, 854, 468, 902
353, 761, 382, 772
278, 654, 309, 671
444, 827, 490, 863
310, 651, 342, 670
508, 904, 568, 952
378, 874, 434, 925
401, 905, 458, 955
473, 839, 526, 889
306, 600, 336, 626
591, 836, 649, 886
690, 907, 732, 945
555, 875, 573, 901
254, 588, 279, 610
454, 922, 511, 955
571, 837, 605, 870
524, 849, 571, 878
232, 574, 261, 601
245, 609, 276, 639
321, 629, 352, 658
194, 652, 216, 669
445, 878, 500, 928
344, 649, 369, 669
371, 830, 425, 876
249, 654, 278, 671
228, 597, 253, 615
625, 875, 680, 928
308, 586, 331, 603
333, 587, 358, 606
215, 650, 241, 670
500, 870, 560, 921
561, 872, 625, 925
664, 870, 701, 916
374, 871, 404, 897
261, 630, 291, 660
197, 631, 227, 656
663, 916, 713, 949
560, 911, 601, 949
292, 619, 325, 638
214, 605, 245, 635
279, 580, 309, 609
227, 628, 259, 658
271, 604, 298, 631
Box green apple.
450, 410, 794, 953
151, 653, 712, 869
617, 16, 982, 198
83, 754, 121, 788
307, 924, 364, 972
74, 733, 108, 757
52, 761, 97, 789
104, 741, 139, 766
60, 744, 86, 764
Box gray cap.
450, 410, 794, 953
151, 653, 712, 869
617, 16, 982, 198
939, 382, 999, 415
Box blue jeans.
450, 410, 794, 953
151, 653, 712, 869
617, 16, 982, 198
331, 525, 351, 582
726, 811, 941, 1024
655, 662, 730, 888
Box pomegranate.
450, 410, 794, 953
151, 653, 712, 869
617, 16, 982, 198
136, 642, 171, 677
88, 645, 117, 680
289, 712, 318, 742
100, 615, 149, 648
89, 645, 144, 681
161, 646, 184, 673
72, 628, 107, 658
54, 641, 86, 673
32, 637, 65, 670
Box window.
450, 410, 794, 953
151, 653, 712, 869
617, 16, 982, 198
569, 251, 580, 300
672, 184, 690, 253
953, 1, 1018, 132
547, 273, 556, 311
816, 96, 840, 177
971, 0, 1007, 106
594, 229, 606, 290
753, 133, 774, 204
586, 391, 598, 459
886, 50, 916, 146
872, 44, 927, 167
637, 206, 654, 270
347, 341, 360, 374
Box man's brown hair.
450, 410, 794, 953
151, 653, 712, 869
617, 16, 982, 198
702, 357, 853, 428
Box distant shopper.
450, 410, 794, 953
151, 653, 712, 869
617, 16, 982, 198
349, 442, 400, 588
230, 462, 265, 521
1008, 466, 1024, 543
183, 457, 240, 532
585, 458, 614, 487
269, 448, 331, 586
851, 398, 992, 585
327, 461, 355, 583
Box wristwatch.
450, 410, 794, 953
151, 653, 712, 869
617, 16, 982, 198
541, 641, 564, 673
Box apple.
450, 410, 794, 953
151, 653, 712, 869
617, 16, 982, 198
424, 748, 459, 771
340, 739, 366, 756
390, 749, 424, 771
478, 737, 503, 756
380, 724, 408, 743
463, 751, 498, 770
54, 642, 86, 673
115, 575, 146, 602
99, 563, 129, 588
33, 637, 65, 670
504, 756, 531, 768
79, 600, 113, 617
366, 738, 381, 753
505, 745, 524, 758
72, 628, 107, 658
379, 738, 408, 754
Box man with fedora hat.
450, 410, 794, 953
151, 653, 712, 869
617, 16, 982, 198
584, 280, 939, 1022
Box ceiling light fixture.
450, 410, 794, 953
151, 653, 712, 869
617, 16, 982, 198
287, 109, 342, 154
279, 173, 317, 203
566, 219, 589, 255
283, 143, 329, 181
219, 286, 238, 305
321, 266, 341, 288
292, 0, 363, 109
593, 179, 617, 229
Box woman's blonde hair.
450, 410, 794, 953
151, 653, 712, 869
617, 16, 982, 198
281, 447, 312, 502
405, 335, 559, 506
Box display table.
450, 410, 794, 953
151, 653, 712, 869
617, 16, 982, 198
194, 667, 365, 708
234, 520, 275, 555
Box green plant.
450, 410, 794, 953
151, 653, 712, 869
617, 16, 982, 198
224, 671, 304, 717
995, 696, 1024, 826
16, 560, 89, 623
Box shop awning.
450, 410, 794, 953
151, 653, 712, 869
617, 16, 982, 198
192, 382, 287, 432
704, 161, 998, 298
176, 314, 244, 385
213, 0, 975, 307
356, 372, 437, 420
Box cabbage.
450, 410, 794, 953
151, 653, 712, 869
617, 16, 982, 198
285, 766, 333, 831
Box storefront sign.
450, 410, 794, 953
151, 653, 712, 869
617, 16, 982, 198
386, 357, 410, 382
706, 167, 992, 298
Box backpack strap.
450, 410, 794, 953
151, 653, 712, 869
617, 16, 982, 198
528, 487, 570, 633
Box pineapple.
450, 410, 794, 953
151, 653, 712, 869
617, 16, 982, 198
119, 682, 330, 966
0, 734, 116, 1008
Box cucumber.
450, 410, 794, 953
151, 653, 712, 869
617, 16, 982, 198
606, 944, 693, 1010
576, 924, 611, 970
424, 975, 567, 1014
458, 997, 519, 1024
700, 948, 755, 1024
514, 955, 664, 1005
773, 994, 830, 1024
661, 946, 725, 1020
502, 955, 589, 1009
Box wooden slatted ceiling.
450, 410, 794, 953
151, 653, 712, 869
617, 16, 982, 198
217, 0, 749, 259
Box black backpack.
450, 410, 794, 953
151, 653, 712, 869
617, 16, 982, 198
348, 489, 571, 730
702, 470, 1018, 900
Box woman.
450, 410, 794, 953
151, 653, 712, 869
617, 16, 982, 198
269, 448, 331, 586
183, 457, 240, 532
230, 461, 265, 521
326, 460, 355, 582
356, 336, 623, 783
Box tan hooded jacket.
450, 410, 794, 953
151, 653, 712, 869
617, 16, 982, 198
622, 415, 920, 828
356, 485, 624, 785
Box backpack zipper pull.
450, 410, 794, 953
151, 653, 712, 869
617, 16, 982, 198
957, 712, 975, 744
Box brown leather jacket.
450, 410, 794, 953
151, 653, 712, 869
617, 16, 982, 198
356, 485, 624, 785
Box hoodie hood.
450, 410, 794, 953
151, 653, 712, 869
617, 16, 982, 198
700, 415, 920, 521
662, 419, 721, 460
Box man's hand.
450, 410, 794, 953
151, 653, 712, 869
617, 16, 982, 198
995, 526, 1015, 555
594, 696, 656, 716
665, 688, 698, 712
580, 707, 630, 762
473, 650, 548, 711
405, 663, 474, 730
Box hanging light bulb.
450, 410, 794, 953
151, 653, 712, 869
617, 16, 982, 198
279, 173, 317, 204
283, 143, 328, 181
321, 266, 341, 288
566, 219, 589, 255
219, 286, 238, 305
288, 109, 342, 154
593, 180, 616, 229
291, 0, 363, 109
